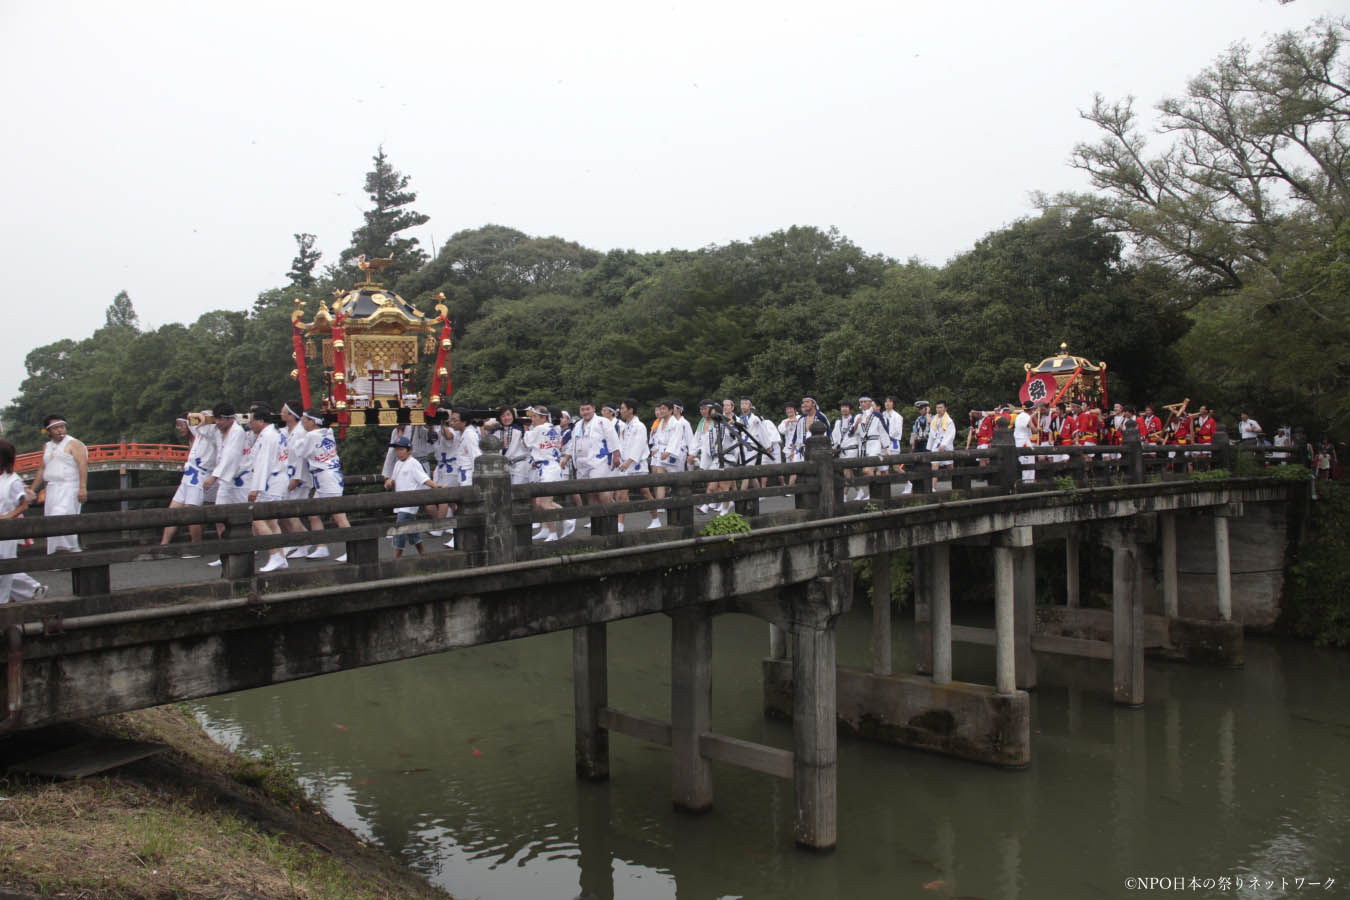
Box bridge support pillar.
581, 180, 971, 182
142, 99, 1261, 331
1161, 514, 1178, 618
930, 543, 952, 685
573, 623, 609, 781
768, 624, 788, 660
792, 589, 839, 851
993, 544, 1015, 695
1065, 531, 1081, 608
870, 551, 892, 675
670, 606, 713, 813
1214, 514, 1233, 623
913, 547, 932, 675
1005, 527, 1037, 691
1107, 525, 1145, 707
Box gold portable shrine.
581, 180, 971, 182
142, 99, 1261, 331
290, 254, 453, 429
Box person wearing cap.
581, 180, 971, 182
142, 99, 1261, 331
910, 401, 931, 453
159, 409, 220, 555
381, 423, 433, 480
524, 405, 566, 541
384, 434, 446, 558
26, 415, 88, 554
294, 407, 349, 561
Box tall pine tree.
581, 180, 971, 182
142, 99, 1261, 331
338, 147, 430, 286
287, 233, 321, 288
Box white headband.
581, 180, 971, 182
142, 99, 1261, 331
281, 402, 300, 419
44, 420, 67, 430
302, 411, 325, 424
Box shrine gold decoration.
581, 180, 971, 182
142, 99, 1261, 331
347, 335, 419, 373
378, 409, 399, 426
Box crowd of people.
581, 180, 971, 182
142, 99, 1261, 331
0, 393, 1338, 604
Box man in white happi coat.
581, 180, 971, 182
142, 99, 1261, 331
160, 409, 220, 555
246, 404, 290, 573
2, 438, 48, 603
27, 415, 88, 554
524, 405, 565, 541
881, 397, 905, 457
671, 403, 695, 470
852, 396, 888, 500
1014, 401, 1039, 482
927, 401, 957, 491
612, 399, 648, 532
277, 402, 315, 559
293, 408, 349, 561
432, 408, 480, 547
201, 403, 252, 567
648, 401, 687, 529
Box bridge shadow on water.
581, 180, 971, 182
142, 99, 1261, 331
194, 605, 1350, 900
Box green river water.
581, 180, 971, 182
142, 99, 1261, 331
195, 607, 1349, 899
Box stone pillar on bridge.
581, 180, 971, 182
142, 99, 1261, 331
792, 576, 843, 851
1003, 526, 1037, 691
870, 551, 893, 676
1160, 513, 1179, 618
671, 605, 714, 813
992, 541, 1016, 695
1213, 503, 1241, 623
1065, 531, 1081, 608
573, 623, 609, 781
912, 546, 932, 675
929, 543, 952, 685
804, 422, 836, 518
466, 434, 517, 564
1105, 522, 1145, 707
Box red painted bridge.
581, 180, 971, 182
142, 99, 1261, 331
15, 443, 188, 477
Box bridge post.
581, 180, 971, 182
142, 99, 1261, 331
573, 623, 609, 781
994, 420, 1017, 494
792, 577, 841, 851
929, 543, 952, 685
995, 527, 1036, 690
1214, 509, 1234, 622
768, 624, 788, 660
870, 552, 892, 675
71, 564, 111, 597
670, 606, 713, 812
993, 543, 1015, 695
222, 505, 256, 580
1213, 424, 1234, 472
471, 435, 516, 564
1065, 531, 1081, 608
1124, 420, 1144, 483
1106, 524, 1145, 707
1160, 514, 1179, 618
912, 547, 932, 675
805, 423, 836, 518
669, 480, 695, 536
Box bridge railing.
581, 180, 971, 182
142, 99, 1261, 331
14, 442, 191, 475
0, 420, 1303, 600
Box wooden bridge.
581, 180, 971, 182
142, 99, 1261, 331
0, 422, 1307, 850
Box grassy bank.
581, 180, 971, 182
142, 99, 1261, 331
0, 705, 451, 900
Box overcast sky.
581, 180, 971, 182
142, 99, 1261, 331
2, 0, 1341, 408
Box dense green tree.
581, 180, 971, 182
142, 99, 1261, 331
287, 233, 321, 289
104, 290, 139, 331
338, 147, 430, 285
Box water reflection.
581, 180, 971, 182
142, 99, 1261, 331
196, 610, 1350, 899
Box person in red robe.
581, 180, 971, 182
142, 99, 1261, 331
1140, 405, 1165, 444
1194, 405, 1218, 444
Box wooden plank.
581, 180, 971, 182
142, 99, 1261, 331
8, 739, 168, 780
1031, 633, 1114, 660
598, 707, 671, 747
698, 731, 793, 780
